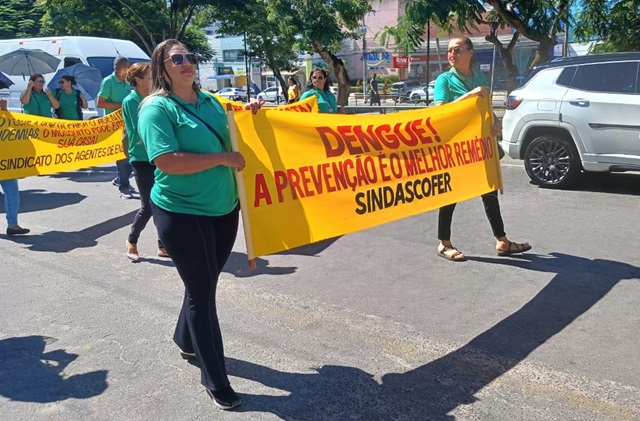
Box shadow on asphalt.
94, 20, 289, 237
534, 172, 640, 195
0, 335, 107, 403
223, 251, 297, 278
0, 189, 85, 213
47, 166, 117, 183
2, 210, 138, 253
226, 252, 638, 420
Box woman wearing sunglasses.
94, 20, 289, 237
138, 39, 261, 411
432, 36, 531, 261
53, 75, 88, 120
299, 68, 338, 113
121, 62, 168, 261
20, 73, 60, 117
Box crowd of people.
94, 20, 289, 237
0, 35, 531, 411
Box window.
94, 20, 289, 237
571, 62, 639, 94
222, 49, 244, 62
64, 57, 81, 68
556, 66, 576, 87
87, 57, 149, 78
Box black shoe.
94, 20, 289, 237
112, 178, 118, 186
7, 226, 30, 236
206, 386, 241, 410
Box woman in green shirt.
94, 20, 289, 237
121, 62, 168, 261
299, 68, 338, 113
138, 39, 261, 411
433, 36, 531, 261
53, 75, 87, 120
20, 73, 60, 117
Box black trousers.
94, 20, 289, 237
151, 202, 239, 391
437, 190, 506, 241
128, 161, 162, 247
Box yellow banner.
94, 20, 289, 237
232, 96, 503, 259
212, 94, 319, 113
0, 111, 125, 180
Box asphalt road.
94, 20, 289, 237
1, 157, 639, 421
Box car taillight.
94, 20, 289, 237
505, 95, 523, 110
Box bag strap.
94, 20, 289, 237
169, 96, 228, 152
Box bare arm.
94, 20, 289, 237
79, 93, 88, 109
153, 151, 245, 175
45, 89, 60, 109
97, 96, 122, 110
20, 81, 35, 105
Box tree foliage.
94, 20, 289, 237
0, 0, 46, 38
261, 0, 372, 105
573, 0, 640, 53
39, 0, 234, 59
211, 0, 299, 98
380, 0, 570, 91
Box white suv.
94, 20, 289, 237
501, 53, 640, 188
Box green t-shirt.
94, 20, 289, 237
121, 90, 148, 163
137, 91, 238, 217
433, 68, 488, 105
22, 91, 52, 117
54, 89, 82, 120
300, 87, 337, 113
97, 72, 131, 115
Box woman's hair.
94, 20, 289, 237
60, 75, 76, 86
288, 76, 299, 86
29, 73, 44, 83
126, 62, 150, 87
148, 39, 198, 98
306, 68, 331, 92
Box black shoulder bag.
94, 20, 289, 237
450, 71, 505, 160
169, 97, 229, 152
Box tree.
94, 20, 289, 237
212, 0, 298, 99
380, 0, 570, 92
264, 0, 372, 106
0, 0, 46, 38
573, 0, 640, 53
39, 0, 234, 59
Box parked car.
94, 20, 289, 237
391, 80, 422, 102
407, 81, 436, 104
216, 87, 248, 102
502, 52, 640, 188
329, 86, 338, 97
257, 86, 285, 103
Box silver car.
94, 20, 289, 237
501, 52, 640, 188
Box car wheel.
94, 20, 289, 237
524, 135, 582, 188
410, 94, 421, 103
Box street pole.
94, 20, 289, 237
362, 16, 367, 97
426, 19, 430, 85
243, 31, 250, 100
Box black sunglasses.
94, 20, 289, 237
165, 53, 197, 66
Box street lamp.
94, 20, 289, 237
359, 20, 367, 97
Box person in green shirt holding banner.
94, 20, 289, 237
54, 75, 88, 120
20, 73, 60, 117
121, 62, 168, 261
300, 68, 338, 113
433, 36, 531, 262
138, 39, 261, 411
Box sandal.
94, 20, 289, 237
496, 240, 532, 256
437, 245, 466, 262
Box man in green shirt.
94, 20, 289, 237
98, 57, 135, 198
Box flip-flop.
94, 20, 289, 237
496, 240, 532, 256
437, 246, 466, 262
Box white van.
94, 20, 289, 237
0, 36, 150, 118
